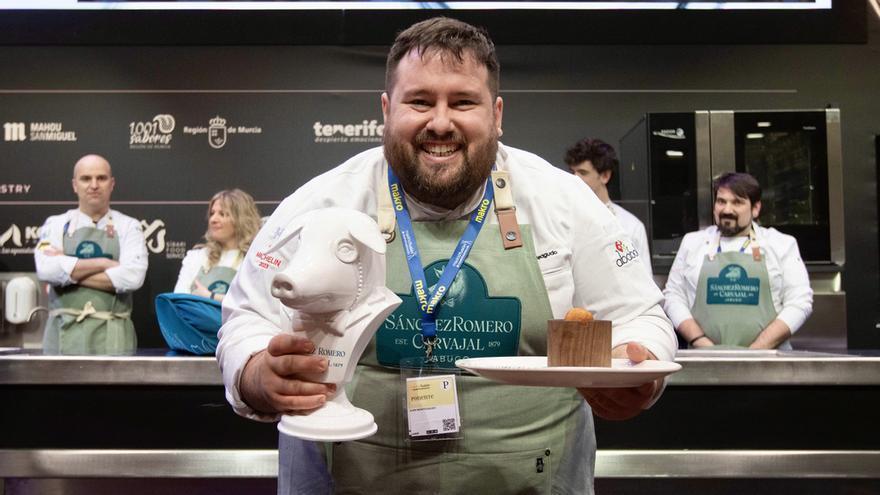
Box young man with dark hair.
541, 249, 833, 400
565, 137, 652, 279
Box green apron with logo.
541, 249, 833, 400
690, 242, 777, 348
330, 221, 594, 494
191, 265, 238, 296
44, 225, 136, 355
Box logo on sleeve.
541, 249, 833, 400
254, 251, 284, 271
610, 239, 640, 268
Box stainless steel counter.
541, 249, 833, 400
2, 348, 879, 386
2, 347, 879, 483
2, 449, 879, 479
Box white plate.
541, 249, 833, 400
455, 356, 681, 388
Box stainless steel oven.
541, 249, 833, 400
619, 108, 844, 266
619, 109, 846, 349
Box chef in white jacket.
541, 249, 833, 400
663, 172, 812, 349
564, 137, 653, 280
34, 154, 147, 354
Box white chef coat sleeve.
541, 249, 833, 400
772, 234, 813, 334
633, 219, 653, 279
217, 192, 319, 422
568, 193, 677, 364
662, 233, 700, 329
174, 248, 203, 294
104, 216, 148, 293
34, 215, 78, 286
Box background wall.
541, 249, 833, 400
1, 12, 877, 349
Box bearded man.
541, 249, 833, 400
664, 171, 813, 350
217, 17, 676, 495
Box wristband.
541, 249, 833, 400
688, 334, 707, 346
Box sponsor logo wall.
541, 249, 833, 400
1, 93, 383, 346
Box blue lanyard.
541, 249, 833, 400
387, 165, 495, 355
715, 226, 756, 254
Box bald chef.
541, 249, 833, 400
35, 154, 148, 354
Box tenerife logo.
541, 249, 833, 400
140, 219, 167, 254
0, 224, 40, 255
707, 264, 760, 306
313, 119, 383, 144
130, 114, 175, 149
612, 239, 640, 267
651, 128, 686, 140
4, 121, 77, 142
183, 115, 263, 149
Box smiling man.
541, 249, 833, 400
34, 154, 147, 355
217, 17, 676, 494
663, 172, 813, 349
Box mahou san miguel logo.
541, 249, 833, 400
4, 121, 78, 142
612, 239, 640, 267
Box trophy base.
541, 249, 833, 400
277, 391, 378, 442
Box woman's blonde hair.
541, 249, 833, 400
202, 189, 262, 268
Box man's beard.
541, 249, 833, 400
717, 214, 751, 237
384, 127, 497, 209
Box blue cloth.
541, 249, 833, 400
155, 292, 222, 355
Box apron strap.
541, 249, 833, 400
376, 165, 524, 249
50, 300, 131, 323
377, 163, 397, 243
491, 170, 523, 250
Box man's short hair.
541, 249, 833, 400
386, 17, 500, 98
713, 172, 762, 205
563, 138, 619, 176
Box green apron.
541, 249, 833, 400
690, 237, 777, 348
43, 223, 136, 355
191, 263, 239, 296
329, 220, 593, 494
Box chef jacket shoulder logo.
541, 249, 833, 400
254, 250, 284, 270
313, 119, 383, 144
609, 239, 640, 268
130, 114, 175, 150
651, 128, 686, 140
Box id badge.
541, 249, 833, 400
400, 358, 463, 442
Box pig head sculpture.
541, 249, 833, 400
264, 207, 402, 386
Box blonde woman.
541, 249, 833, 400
174, 189, 261, 301
157, 189, 261, 354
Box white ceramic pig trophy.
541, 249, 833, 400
266, 207, 402, 442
